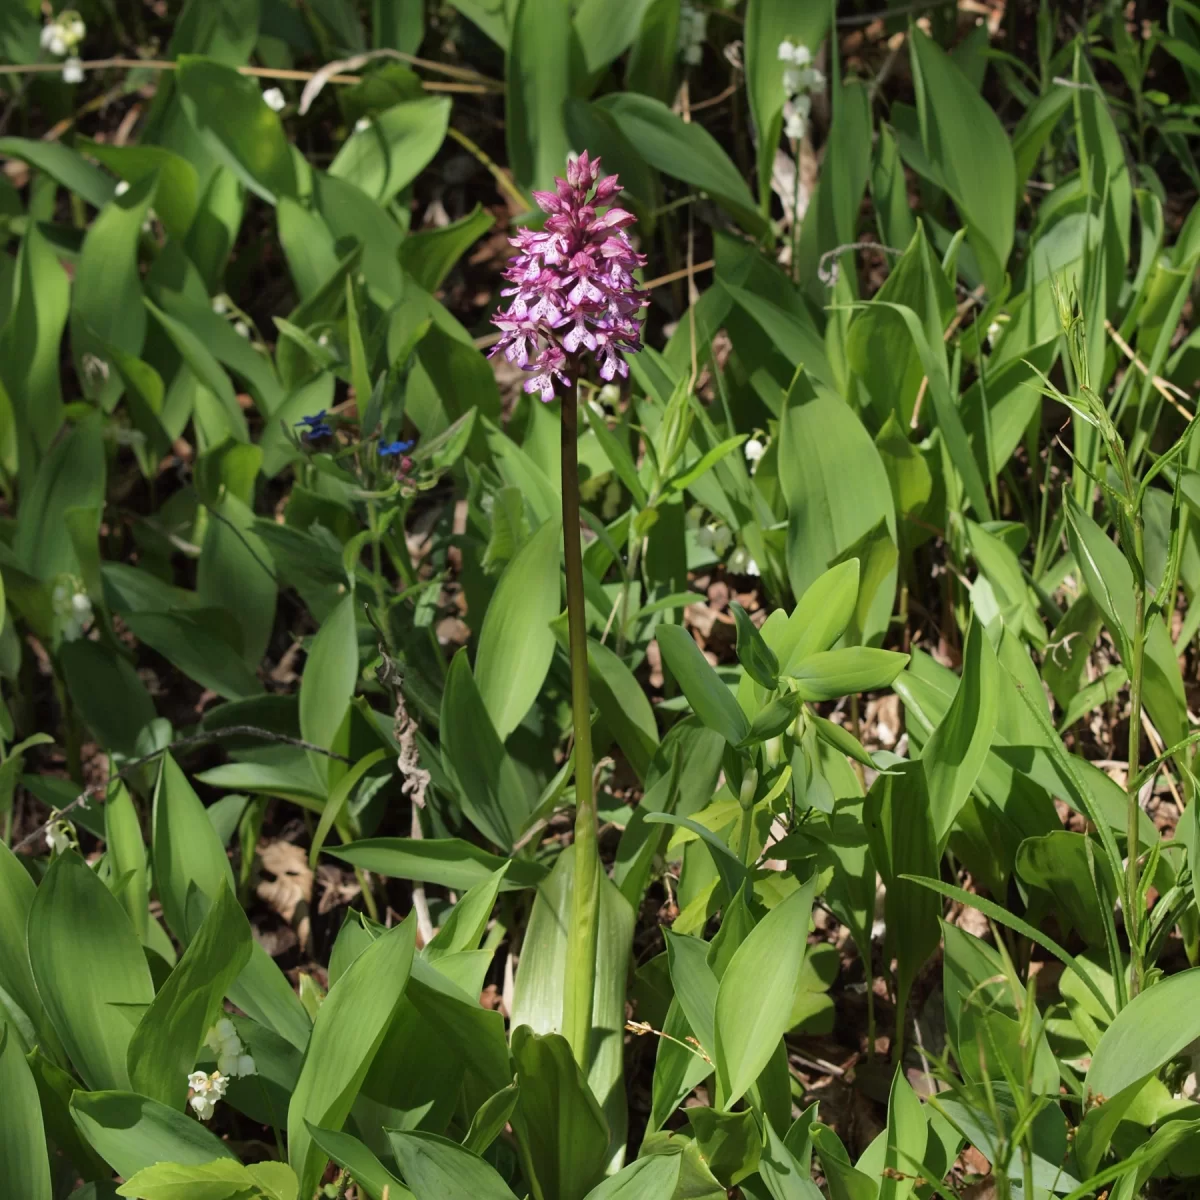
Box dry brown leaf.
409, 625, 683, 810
257, 841, 313, 950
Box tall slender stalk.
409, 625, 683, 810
1125, 508, 1147, 996
561, 387, 600, 1071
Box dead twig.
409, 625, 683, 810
13, 726, 353, 853
1104, 318, 1194, 421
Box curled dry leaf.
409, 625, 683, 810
257, 840, 313, 951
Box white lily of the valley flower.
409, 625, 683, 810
211, 294, 229, 315
678, 1, 708, 65
53, 578, 92, 642
42, 10, 85, 60
743, 437, 765, 467
784, 110, 807, 141
187, 1070, 228, 1121
46, 822, 72, 856
62, 57, 84, 84
354, 116, 371, 133
778, 39, 812, 66
262, 87, 286, 112
114, 180, 130, 197
234, 320, 251, 339
203, 1019, 256, 1080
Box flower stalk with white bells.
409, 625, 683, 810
40, 9, 85, 83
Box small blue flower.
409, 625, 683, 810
296, 410, 332, 440
379, 439, 415, 457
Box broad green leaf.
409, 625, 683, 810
329, 836, 547, 890
1063, 492, 1188, 748
664, 930, 718, 1061
28, 852, 155, 1091
153, 754, 311, 1050
298, 590, 358, 787
305, 1123, 411, 1200
510, 1026, 610, 1200
595, 93, 770, 239
197, 494, 277, 669
1016, 831, 1120, 948
71, 1091, 237, 1180
126, 885, 253, 1108
115, 1158, 258, 1199
399, 204, 495, 292
176, 56, 298, 203
582, 1154, 682, 1199
742, 692, 806, 746
877, 1069, 928, 1200
152, 753, 236, 942
0, 137, 115, 208
440, 650, 532, 849
71, 173, 155, 410
796, 81, 873, 303
475, 517, 561, 741
329, 97, 451, 204
585, 635, 660, 782
409, 323, 501, 442
585, 401, 647, 508
309, 748, 389, 867
572, 0, 653, 78
58, 639, 156, 760
744, 0, 830, 215
0, 223, 69, 471
386, 1129, 519, 1200
0, 840, 59, 1057
428, 867, 510, 958
721, 283, 836, 392
0, 1023, 50, 1200
105, 783, 149, 942
732, 601, 779, 691
713, 877, 817, 1106
509, 846, 635, 1165
143, 301, 249, 440
463, 1081, 521, 1155
1086, 968, 1200, 1100
909, 27, 1015, 293
15, 412, 106, 582
122, 610, 262, 701
777, 375, 896, 645
277, 197, 339, 302
779, 560, 861, 671
287, 916, 416, 1197
625, 0, 679, 102
860, 299, 992, 520
922, 620, 997, 844
759, 1115, 823, 1200
787, 648, 909, 702
506, 0, 572, 193
656, 624, 749, 745
866, 765, 942, 1048
79, 140, 200, 240
687, 1107, 762, 1186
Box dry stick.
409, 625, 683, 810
12, 726, 352, 854
642, 258, 716, 292
0, 58, 489, 94
1104, 318, 1195, 421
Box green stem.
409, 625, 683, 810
1126, 510, 1146, 997
561, 388, 600, 1072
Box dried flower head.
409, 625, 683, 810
490, 151, 648, 403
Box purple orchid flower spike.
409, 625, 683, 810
490, 151, 649, 400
